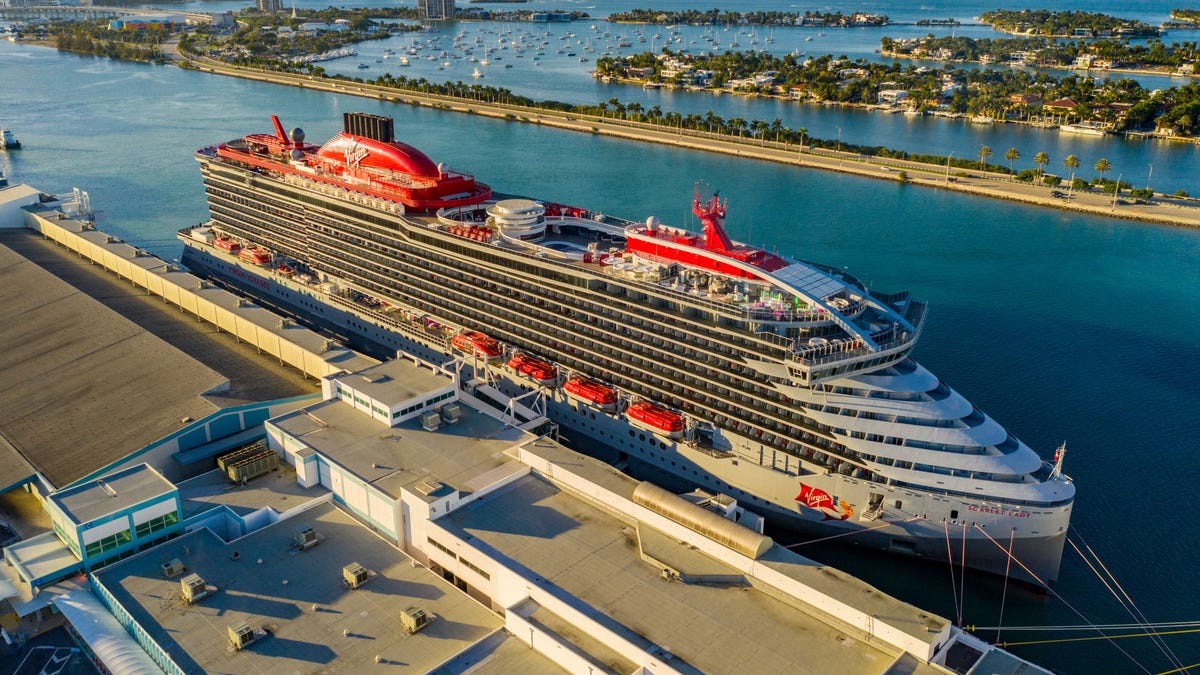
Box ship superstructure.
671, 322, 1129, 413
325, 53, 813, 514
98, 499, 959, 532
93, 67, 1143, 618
181, 113, 1075, 584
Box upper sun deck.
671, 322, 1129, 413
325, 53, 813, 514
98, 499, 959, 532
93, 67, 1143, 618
431, 198, 911, 331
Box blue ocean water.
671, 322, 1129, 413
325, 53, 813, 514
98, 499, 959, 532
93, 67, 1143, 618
3, 24, 1200, 673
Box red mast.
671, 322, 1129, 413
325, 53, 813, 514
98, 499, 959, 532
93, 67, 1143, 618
270, 115, 288, 145
692, 187, 733, 253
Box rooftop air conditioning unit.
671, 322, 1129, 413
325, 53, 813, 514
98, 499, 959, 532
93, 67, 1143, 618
161, 558, 185, 578
228, 623, 255, 650
420, 411, 441, 431
399, 606, 429, 634
343, 563, 370, 589
440, 403, 461, 424
181, 573, 211, 604
293, 526, 320, 551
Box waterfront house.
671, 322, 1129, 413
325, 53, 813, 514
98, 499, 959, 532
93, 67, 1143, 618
1009, 93, 1043, 108
1044, 97, 1079, 113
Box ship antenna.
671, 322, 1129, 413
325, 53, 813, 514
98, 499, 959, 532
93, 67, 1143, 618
270, 115, 288, 144
691, 184, 733, 253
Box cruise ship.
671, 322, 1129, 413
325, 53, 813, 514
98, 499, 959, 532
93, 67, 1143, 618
179, 112, 1075, 585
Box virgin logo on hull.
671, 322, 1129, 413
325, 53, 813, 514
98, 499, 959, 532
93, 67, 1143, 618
795, 483, 854, 521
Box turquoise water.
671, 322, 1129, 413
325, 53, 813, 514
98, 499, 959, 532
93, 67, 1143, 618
4, 41, 1200, 673
24, 0, 1200, 192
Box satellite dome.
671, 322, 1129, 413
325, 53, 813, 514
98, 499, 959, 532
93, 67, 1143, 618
289, 128, 306, 143
290, 149, 304, 161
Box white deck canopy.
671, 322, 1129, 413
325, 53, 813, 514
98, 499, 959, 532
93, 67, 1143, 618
55, 591, 164, 675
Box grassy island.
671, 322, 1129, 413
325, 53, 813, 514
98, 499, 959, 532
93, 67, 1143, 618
594, 48, 1200, 137
52, 21, 169, 64
980, 10, 1160, 38
881, 35, 1200, 75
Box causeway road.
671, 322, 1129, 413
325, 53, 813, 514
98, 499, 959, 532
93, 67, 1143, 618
183, 52, 1200, 229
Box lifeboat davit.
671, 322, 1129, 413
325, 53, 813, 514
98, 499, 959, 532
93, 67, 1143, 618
239, 246, 271, 265
626, 401, 685, 440
563, 376, 617, 411
451, 331, 502, 361
214, 237, 241, 253
507, 353, 557, 386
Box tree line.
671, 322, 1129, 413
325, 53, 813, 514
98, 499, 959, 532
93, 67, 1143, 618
980, 9, 1159, 37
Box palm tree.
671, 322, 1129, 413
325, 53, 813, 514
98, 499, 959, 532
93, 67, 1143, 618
1094, 158, 1111, 183
1034, 151, 1049, 178
1004, 147, 1021, 179
978, 145, 992, 170
1064, 154, 1081, 199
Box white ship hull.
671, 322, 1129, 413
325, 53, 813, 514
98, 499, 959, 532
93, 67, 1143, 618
180, 240, 1071, 584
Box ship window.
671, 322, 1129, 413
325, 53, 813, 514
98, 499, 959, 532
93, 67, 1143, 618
950, 510, 959, 520
639, 434, 646, 442
895, 500, 903, 509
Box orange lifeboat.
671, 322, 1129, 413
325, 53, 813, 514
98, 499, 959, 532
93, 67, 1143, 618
276, 263, 294, 276
239, 246, 271, 265
563, 376, 617, 411
214, 237, 241, 254
506, 353, 557, 386
451, 331, 502, 361
626, 401, 685, 440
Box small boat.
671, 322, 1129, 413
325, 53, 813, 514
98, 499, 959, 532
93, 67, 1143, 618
0, 129, 19, 150
276, 263, 294, 276
214, 237, 241, 254
507, 353, 557, 386
239, 246, 271, 265
357, 63, 369, 69
563, 376, 617, 411
472, 67, 483, 78
451, 331, 502, 361
626, 401, 685, 439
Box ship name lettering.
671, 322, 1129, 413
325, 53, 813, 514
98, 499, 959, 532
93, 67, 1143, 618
967, 505, 1031, 518
344, 143, 368, 168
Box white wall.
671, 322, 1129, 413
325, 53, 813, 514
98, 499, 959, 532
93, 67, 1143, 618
80, 516, 132, 546
131, 498, 177, 527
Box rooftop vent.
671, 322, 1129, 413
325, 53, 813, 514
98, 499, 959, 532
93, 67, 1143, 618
161, 559, 185, 578
399, 607, 430, 634
293, 526, 322, 551
343, 563, 370, 589
415, 479, 444, 496
181, 573, 212, 604
228, 622, 256, 651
